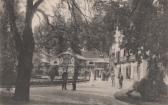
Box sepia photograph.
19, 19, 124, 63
0, 0, 168, 105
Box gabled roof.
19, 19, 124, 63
57, 48, 74, 57
81, 50, 109, 63
81, 50, 108, 58
75, 54, 87, 60
87, 58, 109, 63
57, 48, 87, 60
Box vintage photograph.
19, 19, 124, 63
0, 0, 168, 105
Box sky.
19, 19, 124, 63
31, 0, 132, 28
31, 0, 95, 29
18, 0, 135, 29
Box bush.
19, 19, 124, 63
0, 70, 16, 86
0, 54, 16, 87
133, 77, 167, 100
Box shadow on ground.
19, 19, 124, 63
0, 90, 115, 105
114, 90, 168, 105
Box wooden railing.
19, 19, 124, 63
112, 55, 136, 64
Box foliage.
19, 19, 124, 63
34, 1, 85, 55
84, 0, 131, 54
3, 0, 45, 101
124, 0, 168, 99
91, 0, 168, 99
0, 12, 17, 86
124, 0, 168, 60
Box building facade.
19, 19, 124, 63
35, 48, 109, 80
110, 27, 148, 89
82, 50, 109, 81
55, 48, 87, 79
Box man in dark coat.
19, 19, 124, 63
62, 71, 68, 90
119, 74, 123, 89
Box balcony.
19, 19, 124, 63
128, 55, 136, 62
119, 57, 127, 63
110, 54, 137, 65
113, 58, 118, 64
111, 55, 136, 64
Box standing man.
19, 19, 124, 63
119, 74, 123, 89
62, 71, 68, 90
111, 72, 115, 87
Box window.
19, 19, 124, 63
118, 67, 121, 78
112, 53, 115, 57
119, 67, 121, 74
89, 62, 94, 64
116, 51, 120, 63
123, 49, 127, 56
126, 66, 131, 79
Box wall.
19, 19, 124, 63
114, 60, 148, 89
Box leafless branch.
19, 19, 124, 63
36, 8, 54, 29
71, 0, 89, 24
32, 0, 44, 13
36, 8, 69, 34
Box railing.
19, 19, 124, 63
120, 57, 127, 63
112, 58, 118, 64
112, 55, 136, 64
128, 55, 136, 62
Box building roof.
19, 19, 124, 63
81, 49, 109, 63
57, 48, 74, 57
81, 50, 108, 58
75, 54, 87, 60
87, 58, 109, 63
57, 48, 87, 60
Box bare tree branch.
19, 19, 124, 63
71, 0, 89, 24
32, 0, 44, 13
36, 8, 55, 30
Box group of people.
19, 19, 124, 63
62, 71, 124, 90
61, 71, 78, 91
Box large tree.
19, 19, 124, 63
90, 0, 168, 99
124, 0, 168, 99
3, 0, 44, 101
6, 1, 88, 98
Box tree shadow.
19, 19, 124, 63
115, 93, 142, 105
115, 90, 168, 105
0, 96, 89, 105
0, 96, 23, 105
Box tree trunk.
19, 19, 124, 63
14, 27, 34, 101
4, 0, 43, 101
72, 59, 79, 91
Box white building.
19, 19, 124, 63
82, 50, 109, 81
110, 27, 148, 89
